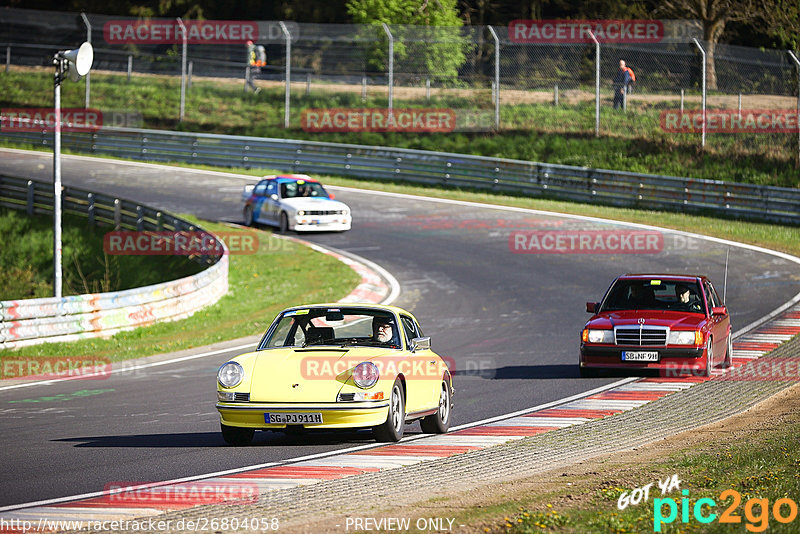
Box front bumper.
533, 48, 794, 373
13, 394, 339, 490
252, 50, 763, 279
292, 218, 351, 232
580, 345, 706, 376
216, 401, 388, 429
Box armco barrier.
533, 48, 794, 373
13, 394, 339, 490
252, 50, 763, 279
1, 126, 798, 225
0, 175, 228, 349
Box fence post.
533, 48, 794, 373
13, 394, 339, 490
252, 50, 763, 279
5, 46, 10, 73
692, 38, 706, 150
127, 55, 132, 82
80, 13, 91, 109
87, 193, 94, 226
306, 72, 310, 95
279, 21, 292, 128
177, 18, 187, 122
362, 75, 367, 102
426, 76, 430, 101
788, 51, 800, 168
114, 198, 121, 230
487, 25, 500, 130
188, 60, 193, 89
26, 180, 34, 216
680, 89, 684, 114
382, 23, 394, 116
554, 83, 559, 106
589, 31, 600, 137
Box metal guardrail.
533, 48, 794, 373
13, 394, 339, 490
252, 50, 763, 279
1, 126, 799, 225
0, 174, 228, 349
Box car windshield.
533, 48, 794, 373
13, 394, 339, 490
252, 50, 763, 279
280, 181, 329, 199
259, 307, 401, 349
601, 279, 705, 313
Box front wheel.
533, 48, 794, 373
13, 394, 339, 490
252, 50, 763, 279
373, 379, 405, 442
420, 379, 452, 434
279, 212, 290, 233
703, 338, 714, 377
221, 423, 254, 446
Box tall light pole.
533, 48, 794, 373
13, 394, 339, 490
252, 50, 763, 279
53, 42, 93, 298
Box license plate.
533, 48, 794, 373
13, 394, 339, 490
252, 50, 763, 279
265, 412, 323, 424
622, 351, 659, 362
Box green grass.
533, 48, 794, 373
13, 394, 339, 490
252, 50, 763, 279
0, 216, 360, 366
487, 420, 800, 533
1, 68, 797, 188
0, 208, 203, 299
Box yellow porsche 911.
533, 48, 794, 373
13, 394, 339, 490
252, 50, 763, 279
216, 304, 454, 445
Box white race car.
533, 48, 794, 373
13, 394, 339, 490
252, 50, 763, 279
242, 174, 351, 232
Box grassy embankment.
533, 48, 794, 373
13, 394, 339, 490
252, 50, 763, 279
0, 68, 796, 188
0, 210, 360, 366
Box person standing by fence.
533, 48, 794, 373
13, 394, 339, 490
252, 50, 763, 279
613, 59, 632, 109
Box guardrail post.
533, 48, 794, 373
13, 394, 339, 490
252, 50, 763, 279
279, 22, 292, 128
26, 180, 34, 215
87, 193, 95, 226
114, 198, 121, 230
136, 205, 144, 231
788, 51, 800, 168
693, 38, 706, 150
156, 211, 163, 231
382, 23, 394, 116
487, 25, 500, 130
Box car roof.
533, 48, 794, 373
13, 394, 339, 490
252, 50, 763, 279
263, 174, 320, 184
617, 274, 706, 283
281, 303, 416, 319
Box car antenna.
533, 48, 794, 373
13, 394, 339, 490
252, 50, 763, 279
723, 248, 730, 304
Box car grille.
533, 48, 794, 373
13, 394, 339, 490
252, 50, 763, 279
337, 393, 356, 402
305, 210, 342, 216
615, 326, 667, 346
234, 392, 250, 402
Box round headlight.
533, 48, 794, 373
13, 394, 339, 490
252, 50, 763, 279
218, 361, 244, 388
353, 362, 379, 389
297, 210, 305, 216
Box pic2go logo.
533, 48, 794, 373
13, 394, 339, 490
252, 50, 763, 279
654, 489, 798, 532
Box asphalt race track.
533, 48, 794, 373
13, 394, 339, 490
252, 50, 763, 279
2, 149, 800, 508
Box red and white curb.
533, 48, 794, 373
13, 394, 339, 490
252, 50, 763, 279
3, 303, 798, 531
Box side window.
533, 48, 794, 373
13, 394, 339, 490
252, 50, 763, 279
400, 316, 422, 346
704, 281, 718, 308
253, 180, 268, 196
266, 181, 277, 198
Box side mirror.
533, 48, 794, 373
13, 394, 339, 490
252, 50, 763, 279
410, 336, 431, 352
270, 194, 278, 201
586, 302, 598, 313
711, 306, 727, 316
329, 193, 336, 200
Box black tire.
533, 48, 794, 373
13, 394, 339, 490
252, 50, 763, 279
373, 379, 405, 442
243, 205, 254, 227
724, 335, 733, 369
279, 212, 290, 233
221, 423, 254, 446
420, 379, 451, 434
703, 338, 714, 377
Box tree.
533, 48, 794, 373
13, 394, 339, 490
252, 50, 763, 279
347, 0, 468, 81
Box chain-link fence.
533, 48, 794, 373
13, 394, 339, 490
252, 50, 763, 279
1, 7, 798, 167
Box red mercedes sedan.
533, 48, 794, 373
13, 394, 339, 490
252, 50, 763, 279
579, 274, 732, 377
